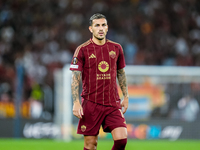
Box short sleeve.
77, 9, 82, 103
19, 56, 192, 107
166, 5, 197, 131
69, 46, 84, 71
117, 45, 126, 70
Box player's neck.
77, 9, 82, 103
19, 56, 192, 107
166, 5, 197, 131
92, 37, 106, 45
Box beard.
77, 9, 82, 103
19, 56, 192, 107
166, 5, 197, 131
94, 34, 105, 40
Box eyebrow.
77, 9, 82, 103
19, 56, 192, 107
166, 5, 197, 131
94, 23, 107, 26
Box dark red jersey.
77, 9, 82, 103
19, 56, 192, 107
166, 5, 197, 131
70, 39, 126, 108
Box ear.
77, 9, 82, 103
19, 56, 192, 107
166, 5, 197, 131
89, 26, 93, 33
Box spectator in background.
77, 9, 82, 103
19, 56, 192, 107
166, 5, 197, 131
177, 95, 200, 122
29, 83, 43, 119
124, 38, 138, 65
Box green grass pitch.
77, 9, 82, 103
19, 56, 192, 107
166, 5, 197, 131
0, 139, 200, 150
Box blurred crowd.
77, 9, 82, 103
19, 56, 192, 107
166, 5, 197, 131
0, 0, 200, 119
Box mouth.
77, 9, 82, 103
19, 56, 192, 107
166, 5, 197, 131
98, 32, 104, 36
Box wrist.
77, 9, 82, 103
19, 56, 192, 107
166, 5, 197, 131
73, 100, 80, 104
124, 95, 129, 98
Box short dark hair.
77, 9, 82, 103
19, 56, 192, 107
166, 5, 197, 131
89, 13, 107, 26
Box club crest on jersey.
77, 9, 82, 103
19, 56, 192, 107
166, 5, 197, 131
98, 61, 109, 72
109, 51, 116, 59
72, 57, 78, 64
81, 125, 86, 132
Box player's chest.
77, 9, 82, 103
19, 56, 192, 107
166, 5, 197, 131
83, 48, 118, 67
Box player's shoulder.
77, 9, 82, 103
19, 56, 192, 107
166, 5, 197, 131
77, 40, 92, 49
107, 39, 123, 49
74, 40, 92, 56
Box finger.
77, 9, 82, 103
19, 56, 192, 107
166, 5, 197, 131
122, 109, 126, 114
120, 102, 124, 107
80, 108, 84, 116
78, 109, 82, 119
73, 111, 81, 119
73, 111, 76, 117
123, 107, 127, 114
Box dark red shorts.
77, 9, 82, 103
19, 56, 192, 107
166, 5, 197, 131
77, 100, 127, 136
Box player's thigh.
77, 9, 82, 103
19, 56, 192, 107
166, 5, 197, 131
111, 127, 127, 140
103, 108, 126, 133
78, 100, 104, 135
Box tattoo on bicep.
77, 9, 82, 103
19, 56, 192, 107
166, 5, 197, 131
117, 69, 128, 97
71, 71, 81, 103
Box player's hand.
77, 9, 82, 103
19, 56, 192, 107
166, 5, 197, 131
73, 101, 84, 119
121, 96, 129, 114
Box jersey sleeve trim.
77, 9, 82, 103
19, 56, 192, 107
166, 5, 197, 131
107, 39, 124, 52
74, 40, 91, 57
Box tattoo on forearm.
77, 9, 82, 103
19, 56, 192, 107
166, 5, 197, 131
71, 71, 81, 103
117, 69, 128, 97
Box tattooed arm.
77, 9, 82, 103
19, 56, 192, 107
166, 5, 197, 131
117, 68, 129, 114
71, 70, 83, 118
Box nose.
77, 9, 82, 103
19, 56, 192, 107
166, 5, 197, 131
99, 25, 104, 30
